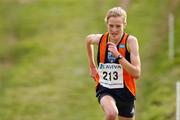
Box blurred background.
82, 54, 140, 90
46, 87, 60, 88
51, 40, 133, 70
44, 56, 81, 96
0, 0, 179, 120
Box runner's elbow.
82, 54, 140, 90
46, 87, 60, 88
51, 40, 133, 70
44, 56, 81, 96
134, 75, 140, 80
133, 69, 141, 80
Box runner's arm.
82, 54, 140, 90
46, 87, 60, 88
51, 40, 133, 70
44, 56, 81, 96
86, 34, 102, 79
118, 36, 141, 79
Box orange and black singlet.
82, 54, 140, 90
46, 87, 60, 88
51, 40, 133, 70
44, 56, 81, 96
96, 32, 136, 101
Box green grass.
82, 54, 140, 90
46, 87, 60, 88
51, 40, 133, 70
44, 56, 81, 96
0, 0, 179, 120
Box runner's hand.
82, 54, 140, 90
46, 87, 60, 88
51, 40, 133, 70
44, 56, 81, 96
107, 42, 120, 58
89, 66, 98, 80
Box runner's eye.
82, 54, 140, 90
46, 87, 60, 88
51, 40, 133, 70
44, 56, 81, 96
116, 25, 121, 28
109, 24, 113, 28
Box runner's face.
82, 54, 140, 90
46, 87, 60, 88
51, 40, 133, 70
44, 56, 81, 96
107, 16, 124, 41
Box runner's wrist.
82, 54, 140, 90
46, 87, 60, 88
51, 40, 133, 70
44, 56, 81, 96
116, 54, 122, 61
89, 64, 96, 68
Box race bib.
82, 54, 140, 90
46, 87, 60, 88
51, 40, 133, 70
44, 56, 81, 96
98, 63, 124, 89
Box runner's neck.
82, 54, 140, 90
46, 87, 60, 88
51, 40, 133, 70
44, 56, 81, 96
108, 34, 123, 45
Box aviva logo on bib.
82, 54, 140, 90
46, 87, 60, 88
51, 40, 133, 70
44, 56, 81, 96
99, 64, 105, 69
99, 63, 122, 69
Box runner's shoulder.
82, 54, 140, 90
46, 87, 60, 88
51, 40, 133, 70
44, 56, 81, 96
86, 34, 102, 44
127, 35, 138, 42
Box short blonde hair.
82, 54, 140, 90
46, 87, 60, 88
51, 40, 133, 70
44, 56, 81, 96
104, 7, 127, 25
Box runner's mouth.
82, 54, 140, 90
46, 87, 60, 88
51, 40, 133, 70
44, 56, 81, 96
111, 33, 118, 37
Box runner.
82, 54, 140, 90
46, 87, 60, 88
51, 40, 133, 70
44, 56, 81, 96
86, 7, 141, 120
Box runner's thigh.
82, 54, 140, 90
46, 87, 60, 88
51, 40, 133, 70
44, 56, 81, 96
119, 116, 134, 120
100, 95, 118, 114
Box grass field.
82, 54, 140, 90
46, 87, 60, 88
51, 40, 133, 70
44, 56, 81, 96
0, 0, 179, 120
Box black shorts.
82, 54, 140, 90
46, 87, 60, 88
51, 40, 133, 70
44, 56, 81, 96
96, 85, 135, 118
